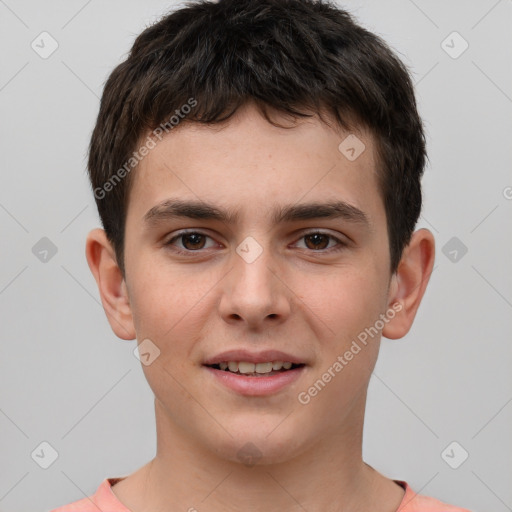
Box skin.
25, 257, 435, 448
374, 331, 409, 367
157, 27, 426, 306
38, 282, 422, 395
86, 102, 435, 512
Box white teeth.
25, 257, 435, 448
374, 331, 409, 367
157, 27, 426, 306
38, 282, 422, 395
255, 362, 273, 373
217, 361, 296, 374
237, 362, 255, 374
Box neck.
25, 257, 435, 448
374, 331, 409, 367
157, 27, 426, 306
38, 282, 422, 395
112, 397, 404, 512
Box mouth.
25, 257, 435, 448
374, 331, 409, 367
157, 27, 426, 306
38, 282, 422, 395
203, 355, 307, 396
202, 350, 308, 395
205, 361, 306, 377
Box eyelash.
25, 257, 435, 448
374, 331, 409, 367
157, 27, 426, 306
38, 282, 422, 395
163, 230, 347, 255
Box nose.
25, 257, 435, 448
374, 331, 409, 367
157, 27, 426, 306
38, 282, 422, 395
218, 239, 292, 330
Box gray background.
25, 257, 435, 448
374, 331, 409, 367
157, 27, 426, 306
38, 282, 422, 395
0, 1, 511, 511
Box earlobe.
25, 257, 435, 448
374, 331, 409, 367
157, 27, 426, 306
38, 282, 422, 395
85, 228, 136, 340
382, 228, 435, 340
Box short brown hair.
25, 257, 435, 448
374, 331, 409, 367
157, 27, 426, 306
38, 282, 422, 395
88, 0, 426, 276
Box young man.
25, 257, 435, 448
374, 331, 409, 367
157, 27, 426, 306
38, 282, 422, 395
52, 0, 471, 510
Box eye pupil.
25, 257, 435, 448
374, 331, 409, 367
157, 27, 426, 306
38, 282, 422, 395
305, 233, 329, 250
182, 233, 205, 250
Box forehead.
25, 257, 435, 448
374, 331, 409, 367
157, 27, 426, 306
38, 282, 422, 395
127, 103, 384, 229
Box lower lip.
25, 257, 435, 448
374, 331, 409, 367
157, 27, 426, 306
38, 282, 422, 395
204, 366, 306, 396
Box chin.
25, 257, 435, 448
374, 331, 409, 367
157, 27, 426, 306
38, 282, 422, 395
206, 418, 309, 466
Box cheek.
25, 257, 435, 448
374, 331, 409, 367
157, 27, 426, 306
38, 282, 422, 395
293, 270, 385, 426
301, 264, 387, 340
127, 257, 221, 369
127, 262, 208, 418
128, 254, 196, 335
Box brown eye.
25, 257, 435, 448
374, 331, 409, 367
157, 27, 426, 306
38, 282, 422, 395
180, 233, 206, 250
294, 231, 347, 253
303, 233, 330, 250
164, 231, 217, 254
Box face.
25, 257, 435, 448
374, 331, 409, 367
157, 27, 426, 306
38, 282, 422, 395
121, 103, 397, 464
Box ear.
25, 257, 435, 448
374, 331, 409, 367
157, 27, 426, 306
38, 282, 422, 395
382, 228, 435, 340
85, 228, 136, 340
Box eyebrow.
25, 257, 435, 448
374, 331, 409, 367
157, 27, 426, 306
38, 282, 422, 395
143, 198, 370, 228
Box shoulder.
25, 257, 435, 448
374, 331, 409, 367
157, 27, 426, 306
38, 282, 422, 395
396, 480, 472, 512
49, 478, 130, 512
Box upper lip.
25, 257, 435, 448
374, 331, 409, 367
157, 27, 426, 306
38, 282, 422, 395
203, 349, 306, 366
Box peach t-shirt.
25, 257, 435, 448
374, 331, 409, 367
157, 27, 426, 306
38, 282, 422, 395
50, 477, 472, 511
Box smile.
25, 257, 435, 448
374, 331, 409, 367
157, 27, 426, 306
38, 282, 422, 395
203, 362, 306, 395
206, 360, 304, 376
